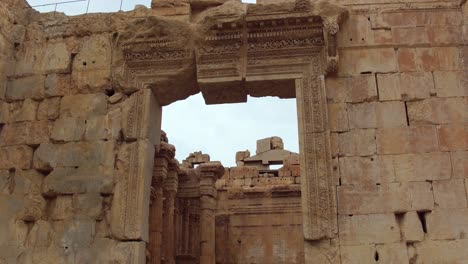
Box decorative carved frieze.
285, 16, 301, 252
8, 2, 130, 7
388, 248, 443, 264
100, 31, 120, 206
121, 89, 162, 147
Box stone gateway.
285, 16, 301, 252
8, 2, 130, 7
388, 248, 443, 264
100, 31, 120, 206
0, 0, 467, 263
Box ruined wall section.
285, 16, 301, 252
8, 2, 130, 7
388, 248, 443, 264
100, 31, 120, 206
0, 7, 163, 263
329, 2, 468, 263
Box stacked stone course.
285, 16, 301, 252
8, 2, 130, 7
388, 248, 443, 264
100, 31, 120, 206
0, 0, 466, 263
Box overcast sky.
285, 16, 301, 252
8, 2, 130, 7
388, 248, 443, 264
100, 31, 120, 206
27, 0, 299, 167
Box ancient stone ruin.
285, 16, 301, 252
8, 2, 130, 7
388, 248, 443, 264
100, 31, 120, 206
0, 0, 467, 263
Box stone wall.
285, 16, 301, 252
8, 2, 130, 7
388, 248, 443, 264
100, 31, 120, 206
329, 2, 468, 263
0, 0, 466, 263
0, 2, 162, 263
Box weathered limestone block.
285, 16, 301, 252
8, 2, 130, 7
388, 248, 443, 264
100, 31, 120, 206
433, 179, 467, 209
303, 239, 340, 264
51, 117, 86, 142
0, 99, 38, 123
0, 120, 51, 146
84, 108, 122, 141
33, 141, 114, 171
407, 98, 467, 125
50, 195, 73, 220
121, 89, 161, 146
340, 244, 375, 264
230, 166, 258, 179
111, 140, 154, 241
73, 193, 103, 220
450, 151, 467, 179
111, 241, 146, 264
398, 72, 433, 101
325, 75, 377, 103
6, 75, 45, 101
14, 41, 45, 76
401, 211, 425, 242
427, 209, 468, 240
43, 166, 114, 195
393, 152, 451, 182
376, 126, 439, 154
42, 41, 71, 74
433, 71, 466, 97
337, 183, 411, 215
408, 181, 434, 211
45, 74, 73, 97
60, 218, 96, 251
60, 94, 107, 118
376, 73, 401, 101
0, 145, 33, 169
37, 97, 60, 120
339, 214, 401, 246
398, 47, 460, 72
328, 103, 349, 132
341, 243, 409, 264
339, 156, 395, 185
0, 169, 46, 221
438, 125, 468, 151
338, 129, 376, 156
412, 239, 468, 264
339, 48, 397, 75
72, 34, 112, 91
347, 101, 406, 129
24, 220, 54, 248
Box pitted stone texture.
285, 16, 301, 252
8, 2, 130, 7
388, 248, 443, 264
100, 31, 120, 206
338, 129, 376, 157
37, 97, 61, 121
339, 214, 401, 246
376, 126, 439, 154
433, 179, 467, 209
6, 75, 45, 101
34, 141, 115, 172
347, 101, 406, 129
0, 145, 33, 169
72, 34, 112, 91
51, 117, 86, 142
326, 75, 377, 103
0, 99, 38, 123
407, 98, 467, 125
45, 74, 73, 97
0, 121, 51, 146
60, 94, 107, 118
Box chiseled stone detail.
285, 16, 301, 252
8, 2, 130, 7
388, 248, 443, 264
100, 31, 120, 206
121, 89, 162, 148
111, 140, 155, 241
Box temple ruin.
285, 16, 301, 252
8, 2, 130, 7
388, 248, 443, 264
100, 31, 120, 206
0, 0, 467, 263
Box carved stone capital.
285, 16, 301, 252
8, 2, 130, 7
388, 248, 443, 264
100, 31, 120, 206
198, 162, 225, 180
156, 142, 176, 161
322, 18, 340, 35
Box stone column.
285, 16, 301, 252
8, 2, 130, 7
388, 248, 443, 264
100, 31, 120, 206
162, 160, 179, 264
149, 142, 175, 264
198, 162, 224, 264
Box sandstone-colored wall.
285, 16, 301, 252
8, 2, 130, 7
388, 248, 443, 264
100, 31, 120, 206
0, 0, 467, 263
0, 4, 163, 263
329, 2, 468, 263
215, 164, 303, 264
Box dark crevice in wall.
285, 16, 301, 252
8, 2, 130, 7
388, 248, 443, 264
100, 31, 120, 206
394, 212, 406, 240
417, 211, 429, 234
374, 250, 379, 261
404, 102, 410, 126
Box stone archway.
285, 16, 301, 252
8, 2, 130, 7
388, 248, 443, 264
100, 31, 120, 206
111, 0, 348, 263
